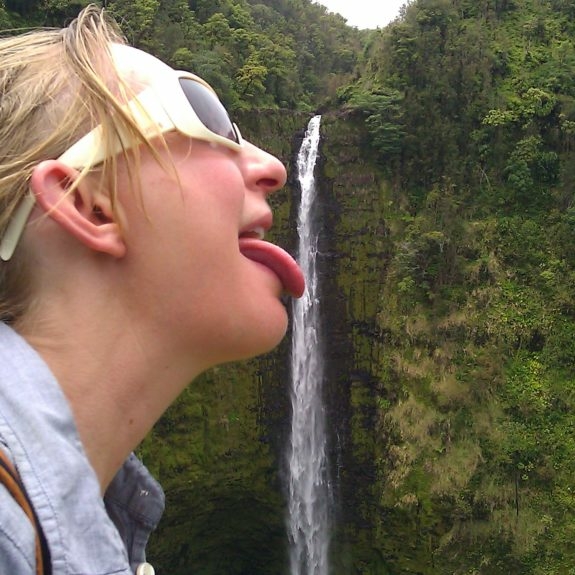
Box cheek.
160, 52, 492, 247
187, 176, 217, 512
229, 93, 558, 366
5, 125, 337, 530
131, 159, 243, 247
116, 151, 290, 364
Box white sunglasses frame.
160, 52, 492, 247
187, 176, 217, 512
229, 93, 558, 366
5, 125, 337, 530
0, 71, 243, 262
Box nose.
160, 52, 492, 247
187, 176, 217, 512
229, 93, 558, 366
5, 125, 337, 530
242, 141, 287, 196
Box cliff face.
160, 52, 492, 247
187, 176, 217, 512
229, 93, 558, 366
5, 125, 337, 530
312, 113, 391, 572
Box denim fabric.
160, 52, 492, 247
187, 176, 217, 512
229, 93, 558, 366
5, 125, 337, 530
0, 323, 165, 574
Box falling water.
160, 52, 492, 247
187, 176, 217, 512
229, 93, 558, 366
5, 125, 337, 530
287, 115, 330, 575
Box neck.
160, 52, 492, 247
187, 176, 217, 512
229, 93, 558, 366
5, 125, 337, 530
18, 303, 202, 491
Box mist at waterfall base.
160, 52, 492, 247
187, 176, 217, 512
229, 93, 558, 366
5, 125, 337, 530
287, 115, 331, 575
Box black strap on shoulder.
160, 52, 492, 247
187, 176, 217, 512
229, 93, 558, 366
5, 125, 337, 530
0, 448, 52, 575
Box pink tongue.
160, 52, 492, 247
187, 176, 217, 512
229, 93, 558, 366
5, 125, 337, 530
239, 238, 305, 298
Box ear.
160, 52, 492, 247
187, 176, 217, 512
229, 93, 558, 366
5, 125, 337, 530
30, 160, 126, 258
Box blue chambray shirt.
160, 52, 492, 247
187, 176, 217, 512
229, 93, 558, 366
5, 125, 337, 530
0, 323, 165, 574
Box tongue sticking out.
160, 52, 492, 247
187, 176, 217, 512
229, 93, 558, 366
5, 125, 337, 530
239, 238, 305, 298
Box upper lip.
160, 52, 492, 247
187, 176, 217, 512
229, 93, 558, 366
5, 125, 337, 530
239, 211, 273, 240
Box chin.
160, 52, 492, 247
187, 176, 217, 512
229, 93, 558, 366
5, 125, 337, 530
234, 303, 289, 361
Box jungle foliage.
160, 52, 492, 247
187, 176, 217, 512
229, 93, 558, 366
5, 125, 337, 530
330, 0, 575, 573
0, 0, 362, 110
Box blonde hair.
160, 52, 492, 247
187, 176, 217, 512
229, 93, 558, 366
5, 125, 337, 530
0, 4, 156, 323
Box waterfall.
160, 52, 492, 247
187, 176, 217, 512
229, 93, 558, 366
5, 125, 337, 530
287, 115, 330, 575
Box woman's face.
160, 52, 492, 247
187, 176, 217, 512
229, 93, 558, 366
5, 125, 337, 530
112, 47, 304, 370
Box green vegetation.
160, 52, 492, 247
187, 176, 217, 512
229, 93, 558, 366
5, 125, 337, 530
5, 0, 575, 572
0, 0, 362, 110
327, 0, 575, 572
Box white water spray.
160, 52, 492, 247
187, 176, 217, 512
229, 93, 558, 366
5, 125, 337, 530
288, 115, 330, 575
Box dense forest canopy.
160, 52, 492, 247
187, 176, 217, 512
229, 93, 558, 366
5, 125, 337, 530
4, 0, 575, 573
0, 0, 365, 109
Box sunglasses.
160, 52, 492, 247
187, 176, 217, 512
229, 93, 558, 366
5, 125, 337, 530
0, 71, 243, 261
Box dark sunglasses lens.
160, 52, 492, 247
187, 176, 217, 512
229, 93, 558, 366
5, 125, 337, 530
178, 78, 238, 143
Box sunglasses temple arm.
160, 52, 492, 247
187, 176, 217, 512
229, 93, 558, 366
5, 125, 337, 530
0, 125, 112, 263
0, 193, 36, 262
59, 92, 174, 171
0, 89, 178, 263
0, 127, 107, 263
58, 126, 109, 170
